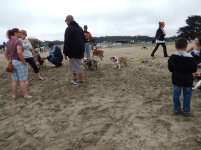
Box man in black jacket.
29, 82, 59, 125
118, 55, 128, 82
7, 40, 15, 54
63, 15, 85, 85
168, 38, 197, 116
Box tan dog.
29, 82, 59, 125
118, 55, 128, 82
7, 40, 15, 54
92, 49, 104, 60
111, 56, 127, 69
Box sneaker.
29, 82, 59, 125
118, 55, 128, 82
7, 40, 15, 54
76, 81, 83, 86
183, 111, 192, 117
71, 79, 77, 85
71, 79, 83, 85
38, 76, 45, 80
55, 63, 63, 67
173, 110, 182, 115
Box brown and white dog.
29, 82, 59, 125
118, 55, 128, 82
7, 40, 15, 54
92, 49, 104, 60
110, 56, 127, 69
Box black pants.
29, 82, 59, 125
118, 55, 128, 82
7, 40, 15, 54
25, 57, 39, 73
151, 43, 168, 57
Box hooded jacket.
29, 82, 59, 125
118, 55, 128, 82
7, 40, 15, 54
155, 28, 165, 41
168, 51, 197, 87
63, 21, 85, 59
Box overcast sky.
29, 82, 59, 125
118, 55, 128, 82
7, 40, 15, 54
0, 0, 201, 43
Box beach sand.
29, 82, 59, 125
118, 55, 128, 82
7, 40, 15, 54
0, 44, 201, 150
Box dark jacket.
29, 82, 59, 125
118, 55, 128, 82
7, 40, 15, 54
63, 21, 85, 59
168, 54, 197, 87
53, 45, 63, 62
155, 28, 165, 41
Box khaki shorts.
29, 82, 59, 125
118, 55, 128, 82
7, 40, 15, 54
69, 58, 83, 73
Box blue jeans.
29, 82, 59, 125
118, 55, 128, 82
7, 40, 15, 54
173, 85, 192, 112
47, 56, 62, 66
85, 43, 91, 59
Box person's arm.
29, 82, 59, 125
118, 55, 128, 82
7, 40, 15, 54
53, 46, 60, 57
186, 46, 194, 52
155, 28, 160, 40
89, 32, 92, 42
63, 27, 71, 58
168, 56, 174, 72
30, 48, 35, 55
17, 45, 26, 64
4, 47, 10, 61
26, 39, 35, 54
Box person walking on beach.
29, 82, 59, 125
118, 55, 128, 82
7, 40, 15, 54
151, 21, 169, 57
83, 25, 92, 60
19, 29, 45, 80
4, 28, 32, 99
46, 42, 63, 67
63, 15, 85, 85
168, 38, 197, 116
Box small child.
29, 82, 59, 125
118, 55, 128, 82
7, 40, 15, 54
168, 38, 197, 116
186, 37, 201, 65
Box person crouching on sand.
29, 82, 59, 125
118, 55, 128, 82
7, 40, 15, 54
168, 38, 197, 117
46, 42, 63, 67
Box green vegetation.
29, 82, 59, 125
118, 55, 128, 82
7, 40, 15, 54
177, 15, 201, 39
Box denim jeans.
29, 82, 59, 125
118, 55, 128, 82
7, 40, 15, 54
85, 43, 91, 59
47, 56, 62, 66
173, 85, 192, 112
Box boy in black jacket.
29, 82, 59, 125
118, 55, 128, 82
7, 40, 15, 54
168, 38, 197, 116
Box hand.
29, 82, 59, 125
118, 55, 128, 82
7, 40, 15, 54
22, 61, 27, 65
193, 72, 200, 77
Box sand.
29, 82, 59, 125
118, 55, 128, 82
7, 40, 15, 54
0, 43, 201, 150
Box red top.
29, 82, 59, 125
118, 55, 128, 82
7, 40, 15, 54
84, 31, 92, 43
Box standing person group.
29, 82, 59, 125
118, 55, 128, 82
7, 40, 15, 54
83, 25, 92, 60
63, 15, 85, 85
151, 21, 169, 57
168, 38, 197, 116
4, 28, 32, 99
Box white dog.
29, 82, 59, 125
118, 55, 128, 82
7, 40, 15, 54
192, 80, 201, 90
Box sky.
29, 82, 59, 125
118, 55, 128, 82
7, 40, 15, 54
0, 0, 201, 44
